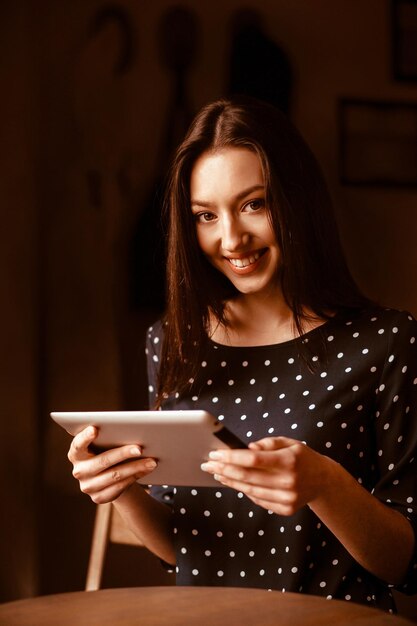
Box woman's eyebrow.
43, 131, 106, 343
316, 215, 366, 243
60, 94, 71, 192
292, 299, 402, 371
235, 184, 265, 201
191, 184, 265, 208
190, 198, 214, 209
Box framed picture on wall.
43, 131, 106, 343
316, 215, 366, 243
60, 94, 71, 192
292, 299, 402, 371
339, 99, 417, 187
392, 0, 417, 81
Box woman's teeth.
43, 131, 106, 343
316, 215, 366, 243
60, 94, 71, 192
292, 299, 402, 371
229, 251, 261, 268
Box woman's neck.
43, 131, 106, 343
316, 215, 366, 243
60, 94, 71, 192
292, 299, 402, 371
209, 290, 330, 348
210, 289, 295, 347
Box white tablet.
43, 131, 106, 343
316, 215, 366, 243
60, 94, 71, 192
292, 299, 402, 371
50, 409, 247, 487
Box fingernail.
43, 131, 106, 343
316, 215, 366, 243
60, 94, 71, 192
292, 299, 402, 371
209, 451, 223, 460
130, 446, 141, 456
87, 426, 96, 437
145, 459, 157, 470
201, 463, 210, 472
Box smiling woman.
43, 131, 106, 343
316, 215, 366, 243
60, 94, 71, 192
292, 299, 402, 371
67, 97, 417, 614
159, 96, 369, 388
190, 148, 281, 301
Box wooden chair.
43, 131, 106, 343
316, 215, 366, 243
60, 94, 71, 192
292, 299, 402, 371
85, 503, 144, 591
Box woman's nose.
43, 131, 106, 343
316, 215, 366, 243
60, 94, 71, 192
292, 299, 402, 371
221, 216, 248, 251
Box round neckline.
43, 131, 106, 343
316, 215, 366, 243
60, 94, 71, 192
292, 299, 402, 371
208, 314, 339, 351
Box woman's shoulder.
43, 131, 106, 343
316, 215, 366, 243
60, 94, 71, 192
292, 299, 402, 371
338, 305, 416, 327
146, 318, 166, 342
145, 319, 167, 367
333, 305, 417, 347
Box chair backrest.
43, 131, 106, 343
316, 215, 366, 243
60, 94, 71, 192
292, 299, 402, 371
85, 503, 144, 591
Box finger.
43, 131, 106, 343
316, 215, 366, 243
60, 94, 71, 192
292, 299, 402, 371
208, 448, 270, 467
202, 460, 281, 488
210, 473, 298, 511
68, 426, 99, 463
90, 444, 144, 474
248, 494, 299, 517
249, 436, 299, 452
73, 444, 147, 482
208, 446, 296, 471
95, 458, 157, 489
88, 475, 139, 505
80, 457, 157, 493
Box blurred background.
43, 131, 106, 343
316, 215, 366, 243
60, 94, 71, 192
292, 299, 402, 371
1, 0, 417, 619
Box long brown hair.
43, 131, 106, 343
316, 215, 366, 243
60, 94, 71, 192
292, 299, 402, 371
155, 96, 369, 404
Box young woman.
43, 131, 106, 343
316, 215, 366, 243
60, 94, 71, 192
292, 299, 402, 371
68, 97, 417, 613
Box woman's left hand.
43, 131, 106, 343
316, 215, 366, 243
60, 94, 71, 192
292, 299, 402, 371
201, 436, 335, 515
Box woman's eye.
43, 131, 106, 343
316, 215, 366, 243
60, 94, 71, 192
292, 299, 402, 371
195, 211, 215, 223
243, 199, 265, 212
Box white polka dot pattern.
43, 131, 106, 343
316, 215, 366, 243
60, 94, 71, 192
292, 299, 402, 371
147, 308, 417, 612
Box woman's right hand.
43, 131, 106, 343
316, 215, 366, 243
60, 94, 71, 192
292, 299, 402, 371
68, 426, 157, 504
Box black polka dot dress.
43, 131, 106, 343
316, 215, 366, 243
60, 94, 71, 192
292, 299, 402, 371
146, 307, 417, 612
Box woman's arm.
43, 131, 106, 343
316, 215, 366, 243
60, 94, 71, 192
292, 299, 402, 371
68, 426, 175, 565
201, 436, 415, 585
308, 452, 414, 585
113, 483, 175, 565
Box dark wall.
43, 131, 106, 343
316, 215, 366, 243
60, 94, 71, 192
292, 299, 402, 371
1, 0, 416, 619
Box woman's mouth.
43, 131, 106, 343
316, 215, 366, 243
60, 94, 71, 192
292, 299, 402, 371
226, 249, 267, 272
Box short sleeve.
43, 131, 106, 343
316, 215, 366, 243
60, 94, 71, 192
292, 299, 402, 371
150, 484, 175, 508
372, 311, 417, 593
145, 322, 176, 513
145, 321, 163, 409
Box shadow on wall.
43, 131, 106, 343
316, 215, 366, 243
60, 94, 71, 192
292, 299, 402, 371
36, 1, 295, 599
128, 5, 293, 314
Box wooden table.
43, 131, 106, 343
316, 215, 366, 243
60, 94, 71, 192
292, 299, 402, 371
0, 586, 415, 626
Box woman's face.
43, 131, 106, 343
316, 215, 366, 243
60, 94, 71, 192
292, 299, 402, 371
190, 147, 281, 298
